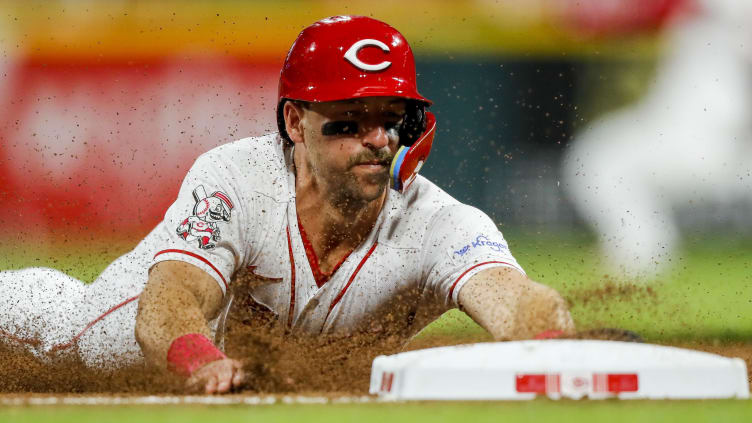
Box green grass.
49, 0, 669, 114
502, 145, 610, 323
418, 230, 752, 342
2, 400, 752, 423
1, 232, 751, 420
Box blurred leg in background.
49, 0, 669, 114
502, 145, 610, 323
562, 0, 752, 279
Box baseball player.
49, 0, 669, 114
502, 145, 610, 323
562, 0, 752, 278
0, 16, 574, 394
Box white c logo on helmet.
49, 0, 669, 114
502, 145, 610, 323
344, 39, 391, 72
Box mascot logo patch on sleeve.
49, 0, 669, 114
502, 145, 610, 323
176, 185, 234, 249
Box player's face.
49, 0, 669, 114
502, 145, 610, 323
300, 97, 405, 204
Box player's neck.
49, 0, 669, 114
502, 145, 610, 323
293, 151, 385, 255
296, 183, 385, 252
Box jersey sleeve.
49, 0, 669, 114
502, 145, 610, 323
421, 204, 525, 308
149, 151, 249, 296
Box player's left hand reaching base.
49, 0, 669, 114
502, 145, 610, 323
136, 260, 243, 393
186, 358, 245, 394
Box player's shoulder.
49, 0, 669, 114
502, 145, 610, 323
401, 175, 481, 217
193, 133, 290, 199
401, 175, 457, 208
198, 133, 285, 170
381, 175, 491, 247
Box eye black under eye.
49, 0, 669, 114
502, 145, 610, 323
322, 121, 358, 136
321, 120, 402, 136
385, 121, 401, 132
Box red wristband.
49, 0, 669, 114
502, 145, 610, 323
166, 333, 227, 377
534, 330, 565, 340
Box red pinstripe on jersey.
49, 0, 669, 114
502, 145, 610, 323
324, 241, 379, 324
153, 249, 228, 292
286, 226, 296, 329
297, 216, 353, 288
0, 329, 41, 347
49, 295, 140, 352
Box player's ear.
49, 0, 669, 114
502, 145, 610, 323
283, 101, 306, 144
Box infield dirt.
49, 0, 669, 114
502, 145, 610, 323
1, 280, 750, 395
2, 333, 751, 396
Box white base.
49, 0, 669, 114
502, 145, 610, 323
370, 340, 749, 400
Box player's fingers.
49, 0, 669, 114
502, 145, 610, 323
232, 369, 245, 388
186, 372, 204, 393
205, 374, 219, 395
216, 375, 232, 393
215, 361, 237, 393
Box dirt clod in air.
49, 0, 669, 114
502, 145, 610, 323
567, 279, 658, 308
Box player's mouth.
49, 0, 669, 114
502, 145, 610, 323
352, 160, 390, 175
355, 159, 388, 167
348, 151, 394, 178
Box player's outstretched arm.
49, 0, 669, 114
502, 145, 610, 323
457, 267, 575, 340
135, 260, 244, 394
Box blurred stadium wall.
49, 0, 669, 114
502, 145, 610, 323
0, 0, 668, 246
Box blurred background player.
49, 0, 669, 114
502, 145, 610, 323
562, 0, 752, 279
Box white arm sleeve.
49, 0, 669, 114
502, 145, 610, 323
149, 151, 250, 296
421, 204, 525, 308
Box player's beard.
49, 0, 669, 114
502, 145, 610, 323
328, 149, 393, 209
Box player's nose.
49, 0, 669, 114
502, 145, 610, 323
361, 125, 390, 150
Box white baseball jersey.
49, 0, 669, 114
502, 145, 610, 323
148, 133, 524, 338
0, 133, 524, 369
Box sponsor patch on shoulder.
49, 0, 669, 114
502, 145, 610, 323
450, 234, 509, 260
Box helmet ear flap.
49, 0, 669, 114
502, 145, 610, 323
277, 98, 292, 143
390, 111, 436, 193
398, 101, 427, 147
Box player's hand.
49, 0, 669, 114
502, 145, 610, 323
186, 358, 246, 394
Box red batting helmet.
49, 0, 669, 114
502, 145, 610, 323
276, 15, 436, 193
